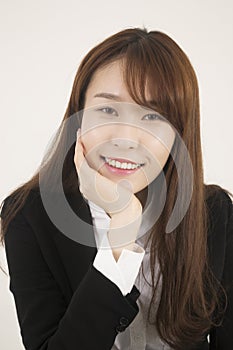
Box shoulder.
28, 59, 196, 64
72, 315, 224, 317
205, 183, 232, 207
2, 187, 98, 252
204, 184, 232, 229
1, 187, 76, 220
1, 187, 40, 211
1, 188, 41, 235
1, 188, 53, 245
204, 185, 233, 284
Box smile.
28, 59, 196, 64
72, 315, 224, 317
100, 156, 145, 175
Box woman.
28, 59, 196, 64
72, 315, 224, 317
1, 27, 232, 350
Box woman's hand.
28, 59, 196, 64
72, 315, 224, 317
74, 129, 143, 259
74, 129, 140, 218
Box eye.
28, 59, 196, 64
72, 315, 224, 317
97, 107, 118, 116
142, 113, 164, 121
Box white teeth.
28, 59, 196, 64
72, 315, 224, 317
105, 157, 141, 169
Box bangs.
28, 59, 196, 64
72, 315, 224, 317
119, 38, 183, 131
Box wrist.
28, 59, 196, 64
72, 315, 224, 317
109, 197, 142, 224
111, 242, 136, 262
107, 212, 142, 252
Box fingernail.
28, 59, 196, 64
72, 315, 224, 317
77, 129, 80, 137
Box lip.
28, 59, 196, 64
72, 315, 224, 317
100, 156, 144, 176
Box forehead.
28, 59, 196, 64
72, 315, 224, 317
85, 60, 152, 103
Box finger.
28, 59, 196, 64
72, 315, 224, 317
74, 129, 85, 171
74, 137, 96, 182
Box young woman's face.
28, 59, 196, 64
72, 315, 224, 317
80, 60, 176, 194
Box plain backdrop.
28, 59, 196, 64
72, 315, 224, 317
0, 0, 233, 348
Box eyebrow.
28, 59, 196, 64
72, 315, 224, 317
93, 93, 122, 101
93, 92, 154, 105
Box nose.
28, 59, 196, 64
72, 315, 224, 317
110, 125, 139, 150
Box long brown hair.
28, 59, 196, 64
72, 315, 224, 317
1, 27, 232, 349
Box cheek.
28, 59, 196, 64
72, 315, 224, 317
81, 130, 102, 156
81, 125, 113, 156
149, 139, 171, 167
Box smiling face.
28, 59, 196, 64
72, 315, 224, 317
80, 60, 176, 197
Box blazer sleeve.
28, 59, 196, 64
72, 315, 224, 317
209, 191, 233, 349
3, 203, 140, 350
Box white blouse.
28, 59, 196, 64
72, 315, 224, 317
88, 198, 173, 350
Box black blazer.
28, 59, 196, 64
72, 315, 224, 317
2, 186, 233, 350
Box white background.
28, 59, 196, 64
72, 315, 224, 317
0, 0, 232, 348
